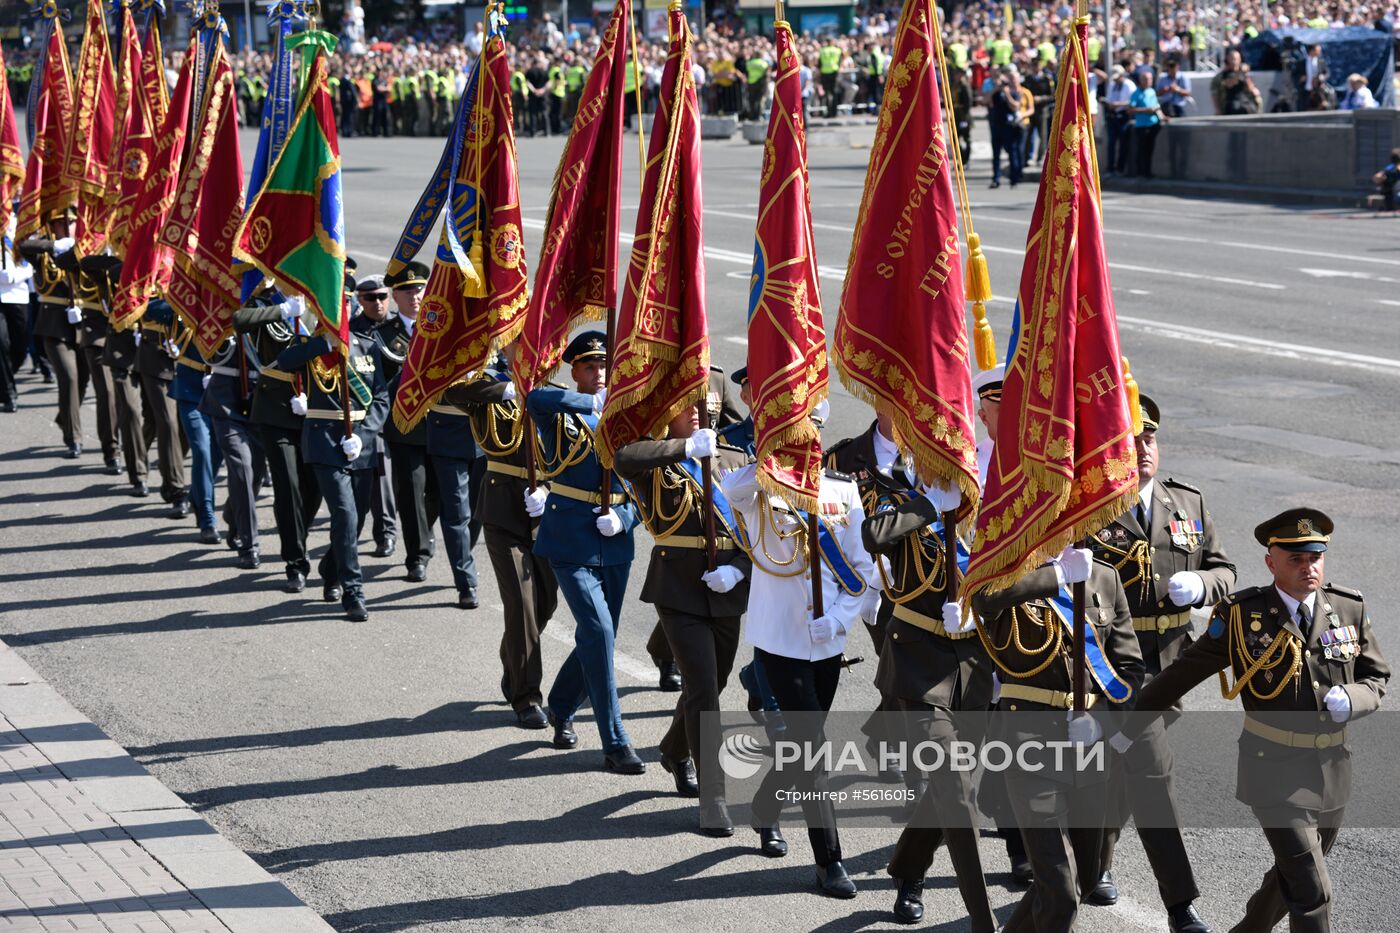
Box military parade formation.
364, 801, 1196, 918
0, 0, 1390, 931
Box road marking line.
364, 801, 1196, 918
1117, 315, 1400, 375
1299, 267, 1400, 283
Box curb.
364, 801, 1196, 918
0, 639, 334, 933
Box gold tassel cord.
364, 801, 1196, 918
1122, 355, 1142, 435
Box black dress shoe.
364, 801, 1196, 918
700, 801, 735, 837
756, 826, 787, 858
198, 527, 220, 545
867, 736, 905, 785
225, 531, 242, 550
284, 570, 307, 594
65, 443, 82, 459
405, 563, 427, 583
104, 457, 121, 475
603, 746, 646, 774
0, 400, 15, 413
516, 705, 548, 729
237, 551, 261, 571
659, 754, 699, 797
458, 588, 479, 609
373, 535, 396, 558
500, 672, 512, 704
344, 597, 369, 622
323, 581, 343, 603
1085, 870, 1118, 906
1010, 856, 1033, 885
168, 499, 191, 520
816, 861, 857, 899
893, 878, 925, 924
658, 660, 682, 692
131, 482, 149, 498
1168, 902, 1212, 933
548, 712, 577, 749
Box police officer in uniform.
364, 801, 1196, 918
1085, 394, 1232, 931
82, 255, 149, 494
200, 329, 265, 570
971, 546, 1146, 933
380, 262, 438, 582
615, 401, 751, 833
1120, 509, 1389, 933
276, 325, 390, 622
864, 479, 997, 931
352, 274, 398, 558
442, 351, 558, 728
54, 249, 120, 473
233, 293, 323, 592
19, 220, 83, 457
525, 331, 645, 774
720, 452, 874, 896
644, 365, 745, 691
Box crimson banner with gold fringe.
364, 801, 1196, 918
112, 47, 195, 329
511, 0, 629, 395
160, 43, 244, 358
744, 20, 826, 512
65, 0, 118, 257
391, 24, 529, 433
963, 18, 1136, 599
105, 4, 147, 256
834, 0, 979, 512
16, 25, 74, 244
595, 4, 707, 466
0, 43, 22, 237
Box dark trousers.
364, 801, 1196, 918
821, 72, 839, 117
1134, 123, 1161, 178
388, 441, 438, 571
140, 372, 187, 502
527, 97, 547, 136
887, 701, 997, 932
548, 94, 563, 135
371, 436, 397, 547
80, 345, 118, 461
315, 464, 373, 600
24, 303, 50, 377
429, 453, 478, 595
43, 336, 81, 447
1106, 114, 1131, 174
656, 609, 741, 802
260, 422, 322, 575
860, 601, 905, 751
1002, 770, 1107, 933
1026, 107, 1052, 163
486, 524, 558, 711
1230, 808, 1344, 933
467, 454, 485, 549
646, 620, 673, 665
547, 561, 632, 752
1099, 720, 1200, 909
751, 649, 843, 867
110, 368, 148, 485
212, 417, 263, 555
0, 301, 27, 405
990, 122, 1024, 185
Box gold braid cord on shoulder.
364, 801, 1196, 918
977, 604, 1063, 680
1218, 602, 1303, 701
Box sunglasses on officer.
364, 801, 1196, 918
360, 291, 390, 301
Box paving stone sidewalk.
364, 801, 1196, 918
0, 643, 332, 933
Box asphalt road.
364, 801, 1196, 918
1, 123, 1398, 931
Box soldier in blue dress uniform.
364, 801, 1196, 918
426, 377, 483, 610
276, 326, 390, 622
525, 331, 645, 774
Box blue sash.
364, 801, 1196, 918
796, 510, 866, 597
1044, 586, 1134, 703
932, 520, 971, 576
675, 458, 747, 549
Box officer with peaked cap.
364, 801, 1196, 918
526, 330, 645, 774
352, 273, 399, 559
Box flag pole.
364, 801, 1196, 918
809, 513, 823, 618
1072, 0, 1091, 715
698, 400, 716, 571
942, 508, 960, 604
338, 295, 352, 440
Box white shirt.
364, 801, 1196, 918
1275, 586, 1319, 627
1106, 78, 1134, 109
722, 464, 875, 662
1341, 85, 1377, 110
976, 437, 994, 494
1137, 477, 1156, 528
398, 313, 416, 336
1, 216, 34, 304
871, 425, 911, 485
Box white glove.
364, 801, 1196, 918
1066, 711, 1103, 746
52, 237, 75, 255
163, 339, 179, 357
1109, 731, 1133, 754
133, 330, 142, 345
523, 486, 548, 518
702, 565, 744, 593
685, 428, 717, 460
1324, 685, 1352, 723
1052, 546, 1094, 586
810, 398, 831, 424
923, 482, 962, 514
991, 673, 1002, 704
201, 373, 211, 389
808, 614, 842, 644
290, 393, 309, 416
1167, 571, 1205, 607
591, 387, 608, 414
942, 600, 972, 635
65, 306, 83, 325
282, 296, 307, 320
594, 508, 624, 537
502, 380, 517, 402
341, 434, 363, 461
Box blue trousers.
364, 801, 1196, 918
314, 464, 373, 600
547, 561, 631, 753
177, 400, 222, 531
430, 454, 478, 595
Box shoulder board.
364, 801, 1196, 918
1222, 585, 1266, 607
823, 468, 855, 483
1162, 476, 1203, 495
716, 442, 745, 453
709, 363, 725, 373
824, 436, 854, 455
1323, 583, 1364, 601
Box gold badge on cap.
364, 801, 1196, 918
1298, 518, 1315, 536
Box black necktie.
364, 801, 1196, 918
1136, 501, 1148, 531
1297, 602, 1312, 630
